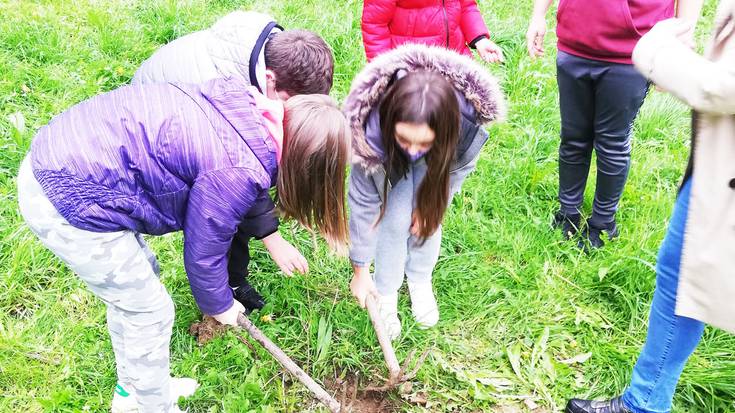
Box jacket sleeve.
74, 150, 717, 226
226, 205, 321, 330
348, 163, 383, 266
633, 21, 735, 115
237, 190, 279, 240
362, 0, 396, 61
183, 167, 261, 315
459, 0, 490, 46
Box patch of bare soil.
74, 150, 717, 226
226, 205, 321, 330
189, 315, 228, 346
325, 371, 429, 412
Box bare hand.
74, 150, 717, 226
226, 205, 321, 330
262, 232, 308, 277
410, 211, 420, 237
350, 265, 377, 308
526, 15, 547, 58
475, 37, 505, 64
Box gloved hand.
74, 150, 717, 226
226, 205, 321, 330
212, 300, 246, 326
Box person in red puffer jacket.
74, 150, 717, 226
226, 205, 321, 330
362, 0, 504, 63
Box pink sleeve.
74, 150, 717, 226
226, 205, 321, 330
460, 0, 490, 45
362, 0, 396, 61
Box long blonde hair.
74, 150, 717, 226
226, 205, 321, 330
277, 94, 351, 254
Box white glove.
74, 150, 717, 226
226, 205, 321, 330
211, 300, 245, 326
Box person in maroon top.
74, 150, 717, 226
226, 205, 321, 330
526, 0, 703, 249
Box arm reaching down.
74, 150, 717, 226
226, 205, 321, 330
183, 167, 263, 318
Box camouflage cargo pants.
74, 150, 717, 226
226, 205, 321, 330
17, 155, 175, 413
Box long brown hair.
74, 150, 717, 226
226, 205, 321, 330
378, 71, 460, 241
278, 94, 350, 254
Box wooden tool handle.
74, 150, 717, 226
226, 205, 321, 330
236, 313, 341, 412
364, 294, 401, 380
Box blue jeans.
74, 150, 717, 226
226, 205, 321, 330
622, 180, 706, 413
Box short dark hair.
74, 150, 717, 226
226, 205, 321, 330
264, 30, 334, 96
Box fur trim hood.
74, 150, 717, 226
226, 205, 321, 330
343, 44, 506, 168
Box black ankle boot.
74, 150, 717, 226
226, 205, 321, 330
232, 281, 265, 313
554, 211, 582, 239
579, 220, 619, 250
566, 396, 631, 413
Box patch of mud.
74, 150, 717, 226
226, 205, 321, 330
189, 315, 228, 346
325, 371, 428, 412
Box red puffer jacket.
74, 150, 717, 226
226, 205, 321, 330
361, 0, 490, 61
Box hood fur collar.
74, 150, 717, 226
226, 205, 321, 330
342, 44, 506, 169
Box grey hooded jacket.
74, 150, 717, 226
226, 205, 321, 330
343, 44, 507, 265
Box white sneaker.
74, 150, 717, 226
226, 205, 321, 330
408, 282, 439, 328
111, 377, 199, 413
377, 293, 401, 341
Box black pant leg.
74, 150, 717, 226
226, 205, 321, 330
557, 51, 596, 216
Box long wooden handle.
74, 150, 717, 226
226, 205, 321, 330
365, 294, 401, 381
236, 313, 341, 413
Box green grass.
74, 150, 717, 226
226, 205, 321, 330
1, 0, 733, 412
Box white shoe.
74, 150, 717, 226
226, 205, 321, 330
377, 293, 401, 341
111, 377, 199, 413
408, 282, 439, 328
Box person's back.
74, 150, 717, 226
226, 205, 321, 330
133, 11, 278, 88
31, 79, 276, 236
133, 11, 334, 99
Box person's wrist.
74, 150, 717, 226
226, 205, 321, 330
352, 264, 370, 278
262, 231, 279, 246
531, 12, 545, 22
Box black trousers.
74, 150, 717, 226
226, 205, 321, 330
227, 227, 252, 289
227, 199, 279, 289
556, 50, 649, 226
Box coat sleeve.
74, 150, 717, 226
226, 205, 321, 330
362, 0, 396, 61
459, 0, 490, 46
237, 190, 279, 240
183, 167, 262, 315
633, 21, 735, 115
348, 162, 383, 266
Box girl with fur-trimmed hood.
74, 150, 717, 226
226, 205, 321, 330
345, 44, 505, 340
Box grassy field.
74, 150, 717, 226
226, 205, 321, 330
1, 0, 733, 412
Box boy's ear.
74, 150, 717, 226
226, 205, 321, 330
265, 69, 291, 101
264, 70, 278, 99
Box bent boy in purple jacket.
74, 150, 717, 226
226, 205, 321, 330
17, 78, 350, 413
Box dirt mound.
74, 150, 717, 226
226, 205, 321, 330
189, 315, 228, 345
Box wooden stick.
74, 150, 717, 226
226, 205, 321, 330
365, 294, 401, 382
236, 313, 341, 413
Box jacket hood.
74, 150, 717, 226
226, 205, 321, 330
343, 44, 506, 169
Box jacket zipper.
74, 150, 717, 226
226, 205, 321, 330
441, 0, 449, 47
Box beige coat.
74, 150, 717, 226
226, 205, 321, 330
633, 1, 735, 334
